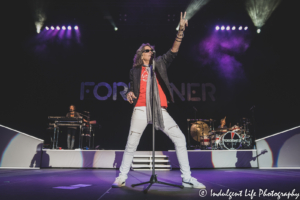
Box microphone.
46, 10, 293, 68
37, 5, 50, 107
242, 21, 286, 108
152, 50, 156, 56
83, 111, 90, 113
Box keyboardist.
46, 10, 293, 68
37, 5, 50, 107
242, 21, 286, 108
66, 105, 83, 149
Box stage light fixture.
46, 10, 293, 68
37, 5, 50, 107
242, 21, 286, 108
238, 26, 243, 30
74, 26, 78, 30
51, 26, 54, 30
215, 26, 220, 30
226, 26, 230, 30
56, 26, 60, 30
31, 0, 47, 34
62, 26, 66, 30
244, 26, 248, 30
68, 26, 72, 30
257, 28, 261, 34
221, 26, 225, 30
35, 23, 42, 33
114, 27, 118, 31
232, 26, 236, 30
45, 26, 49, 30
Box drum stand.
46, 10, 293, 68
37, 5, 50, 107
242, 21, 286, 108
198, 124, 203, 150
209, 120, 216, 150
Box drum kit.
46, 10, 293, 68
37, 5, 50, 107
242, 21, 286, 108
188, 117, 252, 150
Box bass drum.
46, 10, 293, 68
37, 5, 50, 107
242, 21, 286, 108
219, 131, 242, 150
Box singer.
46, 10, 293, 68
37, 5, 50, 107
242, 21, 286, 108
112, 12, 205, 189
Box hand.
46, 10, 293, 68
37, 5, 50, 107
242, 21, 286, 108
179, 12, 188, 31
127, 92, 137, 104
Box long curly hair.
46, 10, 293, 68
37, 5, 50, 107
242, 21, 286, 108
132, 43, 155, 68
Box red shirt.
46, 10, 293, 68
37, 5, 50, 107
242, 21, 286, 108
135, 66, 168, 108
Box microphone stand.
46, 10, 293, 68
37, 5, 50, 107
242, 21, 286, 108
250, 105, 257, 146
250, 105, 260, 167
131, 52, 183, 193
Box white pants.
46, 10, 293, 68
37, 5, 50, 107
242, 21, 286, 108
119, 106, 192, 180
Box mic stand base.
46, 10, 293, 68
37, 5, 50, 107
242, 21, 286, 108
131, 174, 183, 194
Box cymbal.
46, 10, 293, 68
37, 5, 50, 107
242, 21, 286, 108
208, 131, 217, 135
190, 121, 210, 142
215, 128, 229, 131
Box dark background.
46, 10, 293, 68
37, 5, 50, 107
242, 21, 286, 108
1, 0, 299, 150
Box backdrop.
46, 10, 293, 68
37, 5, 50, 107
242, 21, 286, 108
1, 0, 299, 150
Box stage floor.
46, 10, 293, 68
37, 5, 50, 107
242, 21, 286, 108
1, 169, 299, 200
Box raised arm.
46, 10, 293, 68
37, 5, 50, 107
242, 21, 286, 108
171, 12, 188, 53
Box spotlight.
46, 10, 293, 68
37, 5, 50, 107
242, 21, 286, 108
62, 26, 66, 30
238, 26, 242, 30
246, 0, 281, 29
184, 0, 210, 22
51, 26, 54, 30
56, 26, 60, 30
257, 28, 261, 34
221, 26, 225, 30
232, 26, 236, 30
215, 26, 220, 30
226, 26, 230, 30
45, 26, 49, 30
74, 26, 78, 30
68, 26, 72, 30
114, 27, 118, 31
244, 26, 248, 30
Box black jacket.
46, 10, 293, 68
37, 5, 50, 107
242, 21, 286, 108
128, 49, 178, 107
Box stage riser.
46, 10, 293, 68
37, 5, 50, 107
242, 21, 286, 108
0, 124, 44, 168
41, 150, 258, 168
256, 125, 300, 169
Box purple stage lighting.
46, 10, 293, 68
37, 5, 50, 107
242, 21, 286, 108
244, 26, 248, 30
45, 26, 49, 30
51, 26, 54, 30
68, 26, 72, 30
221, 26, 225, 30
238, 26, 243, 30
232, 26, 236, 30
62, 26, 66, 30
56, 26, 60, 30
74, 26, 78, 30
216, 26, 220, 30
226, 26, 230, 30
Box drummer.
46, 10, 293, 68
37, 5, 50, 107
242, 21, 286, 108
218, 117, 227, 129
